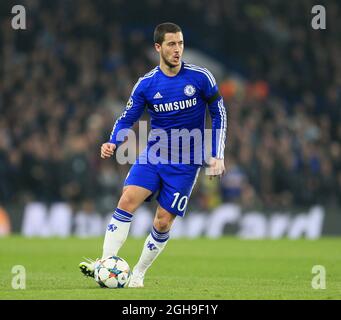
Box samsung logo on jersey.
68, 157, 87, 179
153, 98, 197, 112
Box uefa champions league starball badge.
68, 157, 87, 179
184, 85, 196, 97
126, 97, 133, 110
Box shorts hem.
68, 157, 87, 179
123, 183, 157, 200
157, 199, 185, 217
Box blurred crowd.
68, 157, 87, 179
0, 0, 340, 214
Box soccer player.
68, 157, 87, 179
79, 22, 227, 287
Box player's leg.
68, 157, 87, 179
101, 185, 153, 259
80, 159, 160, 277
79, 185, 152, 277
129, 164, 201, 287
129, 205, 176, 288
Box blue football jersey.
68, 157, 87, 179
109, 61, 227, 165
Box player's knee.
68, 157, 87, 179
153, 213, 174, 232
117, 192, 137, 213
153, 219, 171, 232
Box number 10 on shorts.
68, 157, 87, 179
171, 193, 188, 212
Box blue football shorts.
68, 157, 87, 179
124, 154, 201, 217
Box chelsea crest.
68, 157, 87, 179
184, 85, 196, 97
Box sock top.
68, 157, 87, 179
151, 226, 169, 243
113, 208, 133, 223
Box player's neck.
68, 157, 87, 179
159, 61, 182, 77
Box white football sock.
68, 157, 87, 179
102, 208, 133, 259
133, 226, 169, 274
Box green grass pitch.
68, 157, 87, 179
0, 236, 340, 300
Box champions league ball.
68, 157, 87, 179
94, 256, 131, 288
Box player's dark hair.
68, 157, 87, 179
154, 22, 182, 44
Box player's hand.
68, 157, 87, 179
101, 143, 116, 159
207, 157, 226, 180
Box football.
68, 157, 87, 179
94, 256, 131, 288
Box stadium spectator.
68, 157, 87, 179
0, 206, 11, 236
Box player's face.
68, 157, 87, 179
156, 32, 184, 68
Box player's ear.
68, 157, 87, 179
154, 43, 161, 53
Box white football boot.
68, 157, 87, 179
128, 268, 145, 288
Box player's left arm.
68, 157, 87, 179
203, 70, 227, 178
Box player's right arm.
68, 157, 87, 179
101, 78, 146, 159
101, 142, 116, 159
